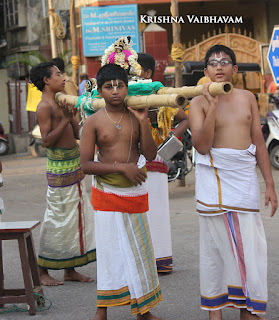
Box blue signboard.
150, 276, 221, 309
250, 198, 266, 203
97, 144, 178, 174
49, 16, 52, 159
81, 5, 139, 57
267, 26, 279, 86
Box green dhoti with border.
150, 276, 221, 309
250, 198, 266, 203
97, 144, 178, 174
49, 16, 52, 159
38, 145, 96, 269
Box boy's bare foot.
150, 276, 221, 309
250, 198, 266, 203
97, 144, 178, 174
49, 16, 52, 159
64, 268, 94, 282
137, 311, 162, 320
209, 310, 222, 320
39, 269, 64, 286
93, 307, 107, 320
240, 309, 267, 320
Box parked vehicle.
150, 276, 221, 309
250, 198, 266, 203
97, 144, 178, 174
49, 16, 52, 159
29, 124, 47, 157
0, 122, 9, 156
167, 129, 195, 182
261, 107, 279, 170
269, 93, 279, 109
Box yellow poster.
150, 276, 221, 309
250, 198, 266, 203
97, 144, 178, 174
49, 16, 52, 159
26, 84, 42, 112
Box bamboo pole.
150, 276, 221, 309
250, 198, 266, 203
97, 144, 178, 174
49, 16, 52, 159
55, 93, 186, 110
55, 93, 79, 107
126, 94, 185, 109
157, 82, 233, 97
55, 82, 233, 110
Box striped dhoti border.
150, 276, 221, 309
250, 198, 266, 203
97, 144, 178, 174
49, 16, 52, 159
95, 211, 162, 315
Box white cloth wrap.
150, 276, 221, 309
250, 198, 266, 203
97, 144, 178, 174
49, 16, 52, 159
195, 144, 260, 215
147, 171, 172, 260
95, 211, 159, 296
146, 153, 172, 271
200, 212, 267, 314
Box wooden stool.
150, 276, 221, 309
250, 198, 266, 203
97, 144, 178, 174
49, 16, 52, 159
0, 221, 44, 315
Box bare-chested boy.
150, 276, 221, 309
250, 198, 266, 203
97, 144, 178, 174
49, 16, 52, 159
189, 45, 277, 320
29, 62, 96, 286
80, 63, 162, 320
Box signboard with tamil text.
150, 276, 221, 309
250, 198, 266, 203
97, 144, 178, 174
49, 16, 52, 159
81, 4, 139, 57
267, 26, 279, 86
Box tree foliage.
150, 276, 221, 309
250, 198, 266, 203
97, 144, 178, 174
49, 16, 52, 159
6, 51, 47, 67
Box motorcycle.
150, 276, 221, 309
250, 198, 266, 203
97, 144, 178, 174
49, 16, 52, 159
261, 107, 279, 170
29, 124, 47, 157
167, 129, 195, 182
0, 122, 9, 156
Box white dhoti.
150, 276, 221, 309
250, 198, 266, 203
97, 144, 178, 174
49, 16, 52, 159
91, 155, 162, 315
196, 145, 267, 314
200, 212, 267, 314
196, 144, 260, 215
146, 155, 173, 273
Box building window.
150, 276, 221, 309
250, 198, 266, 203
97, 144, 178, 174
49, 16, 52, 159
4, 0, 18, 28
41, 17, 50, 46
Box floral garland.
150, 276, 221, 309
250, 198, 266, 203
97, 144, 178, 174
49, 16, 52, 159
128, 78, 152, 85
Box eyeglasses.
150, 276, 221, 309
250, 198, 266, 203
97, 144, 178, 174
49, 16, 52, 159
207, 59, 233, 67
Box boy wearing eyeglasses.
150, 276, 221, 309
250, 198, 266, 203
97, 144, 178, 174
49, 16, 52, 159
189, 45, 277, 320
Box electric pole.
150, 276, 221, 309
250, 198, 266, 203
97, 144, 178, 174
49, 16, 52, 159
171, 0, 182, 88
171, 0, 185, 186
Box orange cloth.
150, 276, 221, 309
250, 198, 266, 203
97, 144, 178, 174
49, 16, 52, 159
268, 81, 278, 94
91, 186, 149, 213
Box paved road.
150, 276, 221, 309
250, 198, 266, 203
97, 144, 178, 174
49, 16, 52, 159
0, 154, 278, 320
